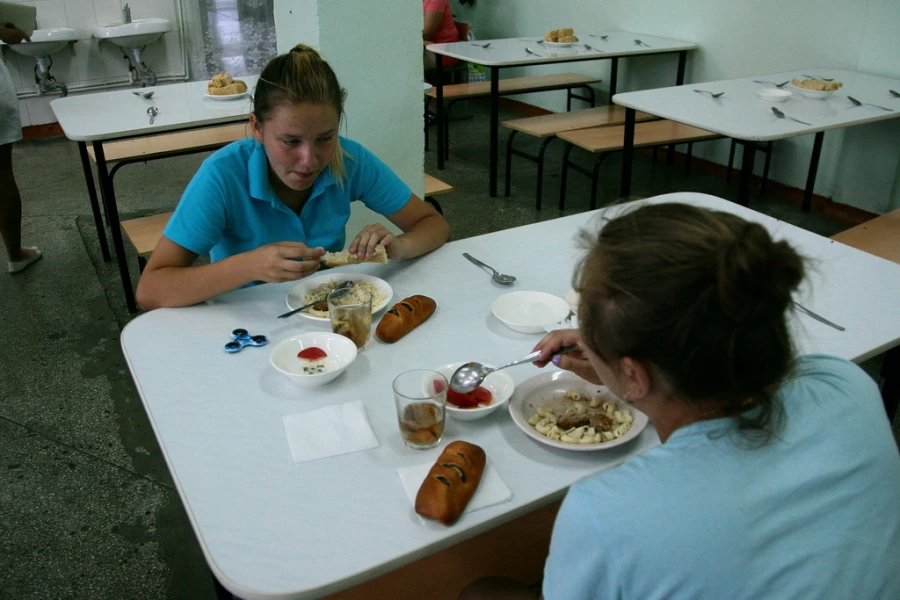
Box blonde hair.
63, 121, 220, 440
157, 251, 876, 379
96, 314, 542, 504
254, 44, 350, 185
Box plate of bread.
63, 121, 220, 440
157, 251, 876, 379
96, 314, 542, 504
790, 78, 842, 99
544, 28, 579, 46
204, 72, 250, 99
285, 273, 393, 322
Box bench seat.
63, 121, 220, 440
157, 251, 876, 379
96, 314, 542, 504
830, 208, 900, 265
86, 122, 250, 164
425, 73, 601, 101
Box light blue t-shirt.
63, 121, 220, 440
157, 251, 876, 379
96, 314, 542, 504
163, 136, 411, 262
544, 354, 900, 600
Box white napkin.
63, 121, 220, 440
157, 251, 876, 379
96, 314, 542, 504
282, 400, 379, 463
397, 459, 512, 520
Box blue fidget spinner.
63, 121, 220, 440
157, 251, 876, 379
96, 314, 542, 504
224, 328, 268, 353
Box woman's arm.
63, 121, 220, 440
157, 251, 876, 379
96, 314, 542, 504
423, 10, 444, 40
135, 237, 324, 310
348, 194, 450, 261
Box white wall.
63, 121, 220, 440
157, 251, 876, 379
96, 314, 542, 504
2, 0, 185, 125
450, 0, 900, 213
275, 0, 423, 246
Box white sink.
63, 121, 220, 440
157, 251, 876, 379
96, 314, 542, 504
93, 18, 171, 48
0, 28, 81, 57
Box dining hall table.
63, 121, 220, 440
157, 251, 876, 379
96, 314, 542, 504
427, 32, 697, 197
121, 192, 900, 599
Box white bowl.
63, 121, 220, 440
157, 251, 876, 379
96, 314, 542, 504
434, 362, 515, 421
491, 291, 570, 334
284, 272, 393, 323
790, 84, 835, 100
270, 332, 357, 387
757, 89, 792, 103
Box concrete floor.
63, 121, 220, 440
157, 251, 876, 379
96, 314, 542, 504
1, 100, 895, 598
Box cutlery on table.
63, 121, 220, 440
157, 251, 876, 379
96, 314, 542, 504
450, 345, 579, 393
802, 74, 833, 81
590, 34, 609, 41
471, 42, 491, 48
277, 280, 354, 319
847, 95, 893, 112
793, 301, 845, 331
753, 80, 790, 88
147, 106, 159, 125
583, 44, 604, 53
463, 253, 516, 284
694, 89, 725, 98
771, 106, 811, 126
634, 39, 651, 47
525, 47, 542, 57
132, 90, 155, 99
890, 90, 900, 98
536, 39, 544, 44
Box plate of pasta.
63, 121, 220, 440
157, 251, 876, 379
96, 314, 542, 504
508, 370, 648, 451
285, 273, 393, 322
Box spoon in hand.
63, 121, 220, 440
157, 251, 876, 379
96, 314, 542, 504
450, 345, 579, 393
463, 253, 516, 284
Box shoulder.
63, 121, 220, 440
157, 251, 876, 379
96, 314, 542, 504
203, 137, 256, 171
786, 354, 879, 399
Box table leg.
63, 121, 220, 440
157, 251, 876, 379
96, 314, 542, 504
435, 56, 445, 170
736, 139, 756, 207
609, 57, 618, 98
92, 141, 138, 313
77, 141, 111, 262
676, 51, 687, 85
619, 108, 636, 198
489, 66, 499, 197
882, 345, 899, 423
801, 131, 825, 213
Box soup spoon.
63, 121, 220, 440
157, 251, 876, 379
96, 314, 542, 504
132, 90, 155, 99
450, 345, 579, 393
463, 253, 516, 284
147, 106, 159, 124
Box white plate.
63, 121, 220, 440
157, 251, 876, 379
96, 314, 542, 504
203, 91, 250, 100
433, 362, 515, 421
285, 273, 393, 323
565, 289, 580, 314
757, 89, 792, 102
508, 371, 649, 451
544, 41, 577, 48
491, 291, 570, 334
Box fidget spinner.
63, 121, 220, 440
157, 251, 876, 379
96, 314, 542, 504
224, 328, 268, 353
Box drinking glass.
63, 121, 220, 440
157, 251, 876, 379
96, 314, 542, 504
393, 370, 447, 450
327, 288, 372, 350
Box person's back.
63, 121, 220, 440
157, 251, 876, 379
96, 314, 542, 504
544, 354, 900, 599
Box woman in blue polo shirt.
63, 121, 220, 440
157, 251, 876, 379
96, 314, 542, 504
136, 45, 450, 310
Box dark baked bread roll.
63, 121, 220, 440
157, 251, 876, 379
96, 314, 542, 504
415, 441, 486, 525
375, 295, 436, 343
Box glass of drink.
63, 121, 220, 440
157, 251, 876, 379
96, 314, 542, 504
327, 288, 372, 350
393, 370, 447, 450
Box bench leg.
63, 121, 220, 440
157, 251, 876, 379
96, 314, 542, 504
436, 57, 445, 170
77, 141, 111, 262
802, 131, 825, 213
609, 57, 619, 97
505, 130, 517, 197
760, 141, 773, 196
559, 143, 574, 211
137, 255, 147, 273
736, 140, 757, 208
684, 143, 694, 176
882, 345, 899, 423
590, 154, 605, 210
619, 108, 636, 198
536, 137, 554, 211
424, 196, 444, 215
489, 66, 500, 198
727, 139, 737, 182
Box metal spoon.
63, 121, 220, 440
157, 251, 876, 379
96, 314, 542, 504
277, 280, 354, 319
847, 95, 893, 112
802, 74, 833, 81
634, 39, 651, 47
753, 80, 790, 88
147, 106, 159, 124
583, 43, 603, 53
132, 90, 155, 99
450, 345, 579, 393
890, 90, 900, 98
525, 47, 542, 57
590, 34, 609, 41
694, 89, 725, 98
463, 253, 516, 284
771, 106, 811, 126
471, 42, 491, 48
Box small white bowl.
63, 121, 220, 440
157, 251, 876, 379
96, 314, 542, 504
434, 362, 515, 421
491, 291, 570, 334
790, 84, 834, 100
757, 88, 792, 103
270, 332, 357, 387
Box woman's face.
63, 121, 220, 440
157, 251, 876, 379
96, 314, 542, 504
251, 102, 340, 192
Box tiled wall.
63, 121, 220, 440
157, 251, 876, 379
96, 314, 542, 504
2, 0, 185, 125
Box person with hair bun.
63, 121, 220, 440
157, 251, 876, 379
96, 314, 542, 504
459, 203, 900, 600
136, 45, 450, 310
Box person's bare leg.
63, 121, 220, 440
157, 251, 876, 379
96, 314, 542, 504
0, 143, 34, 262
457, 576, 541, 600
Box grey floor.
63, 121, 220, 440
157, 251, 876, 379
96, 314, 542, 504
1, 101, 895, 598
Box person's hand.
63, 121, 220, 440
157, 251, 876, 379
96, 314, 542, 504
532, 329, 603, 386
347, 224, 396, 260
0, 27, 31, 45
246, 242, 324, 283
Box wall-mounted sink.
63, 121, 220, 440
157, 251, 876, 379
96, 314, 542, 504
93, 18, 171, 49
0, 27, 82, 57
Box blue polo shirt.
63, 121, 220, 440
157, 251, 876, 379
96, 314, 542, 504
163, 136, 411, 262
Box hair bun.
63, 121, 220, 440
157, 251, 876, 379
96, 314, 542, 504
715, 222, 804, 324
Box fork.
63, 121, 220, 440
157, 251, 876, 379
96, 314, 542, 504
471, 42, 491, 48
525, 47, 543, 57
802, 74, 833, 81
694, 89, 725, 98
753, 80, 790, 88
847, 95, 893, 112
771, 106, 811, 126
583, 43, 604, 53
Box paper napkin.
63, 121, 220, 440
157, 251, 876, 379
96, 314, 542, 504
282, 400, 379, 463
397, 459, 512, 519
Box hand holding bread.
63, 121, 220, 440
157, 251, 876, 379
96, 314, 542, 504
415, 441, 486, 525
376, 295, 436, 343
321, 245, 388, 268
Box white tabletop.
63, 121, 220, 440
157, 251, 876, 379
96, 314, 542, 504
613, 68, 900, 141
120, 192, 900, 599
428, 31, 695, 67
50, 76, 259, 142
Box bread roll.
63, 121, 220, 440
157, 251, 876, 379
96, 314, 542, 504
207, 80, 247, 96
211, 72, 233, 87
415, 441, 486, 525
321, 245, 388, 268
376, 295, 436, 343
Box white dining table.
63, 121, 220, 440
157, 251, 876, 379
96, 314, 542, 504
50, 76, 259, 312
427, 32, 696, 196
121, 192, 900, 600
613, 68, 900, 209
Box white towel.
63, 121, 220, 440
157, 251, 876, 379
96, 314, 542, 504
282, 400, 379, 463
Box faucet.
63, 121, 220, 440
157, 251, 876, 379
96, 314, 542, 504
122, 3, 132, 24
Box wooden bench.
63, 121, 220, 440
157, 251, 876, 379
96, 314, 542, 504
557, 120, 721, 210
831, 208, 900, 421
121, 175, 454, 271
86, 122, 250, 167
425, 73, 601, 158
501, 105, 657, 209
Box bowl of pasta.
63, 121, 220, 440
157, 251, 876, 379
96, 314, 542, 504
508, 370, 648, 451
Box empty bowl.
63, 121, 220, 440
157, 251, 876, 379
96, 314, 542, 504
270, 332, 357, 387
757, 89, 792, 102
491, 291, 570, 334
433, 362, 515, 421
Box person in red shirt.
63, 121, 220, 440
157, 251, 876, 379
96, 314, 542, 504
423, 0, 459, 71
